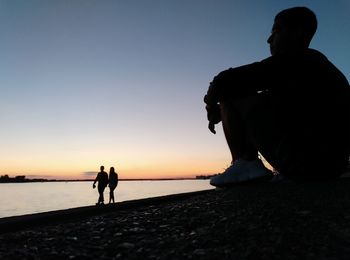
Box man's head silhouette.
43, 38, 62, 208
267, 7, 317, 56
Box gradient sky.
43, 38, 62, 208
1, 0, 349, 179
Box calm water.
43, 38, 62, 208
0, 180, 212, 218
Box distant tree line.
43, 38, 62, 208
196, 175, 216, 179
0, 175, 49, 183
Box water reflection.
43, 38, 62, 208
0, 180, 212, 218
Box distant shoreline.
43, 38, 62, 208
0, 177, 207, 184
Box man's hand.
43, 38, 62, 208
205, 102, 221, 134
208, 121, 216, 134
204, 80, 222, 134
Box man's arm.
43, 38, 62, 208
204, 62, 270, 134
204, 82, 221, 134
93, 173, 99, 188
206, 63, 266, 102
204, 68, 241, 134
93, 174, 98, 185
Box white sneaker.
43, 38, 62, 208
210, 159, 273, 187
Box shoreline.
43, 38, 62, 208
0, 189, 213, 234
0, 179, 212, 220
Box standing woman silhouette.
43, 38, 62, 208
108, 167, 119, 203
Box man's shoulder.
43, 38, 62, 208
306, 48, 326, 57
216, 62, 262, 78
259, 48, 330, 68
303, 48, 331, 63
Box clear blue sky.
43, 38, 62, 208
1, 0, 349, 179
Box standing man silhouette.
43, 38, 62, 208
205, 7, 350, 187
93, 165, 109, 205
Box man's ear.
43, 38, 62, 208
297, 28, 305, 39
293, 27, 308, 47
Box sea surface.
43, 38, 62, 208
0, 180, 212, 218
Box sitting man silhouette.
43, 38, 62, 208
205, 7, 350, 187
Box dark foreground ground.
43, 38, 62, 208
1, 179, 350, 260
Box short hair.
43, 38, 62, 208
275, 7, 317, 46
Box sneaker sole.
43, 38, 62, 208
213, 171, 274, 188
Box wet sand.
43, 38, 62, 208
1, 179, 350, 259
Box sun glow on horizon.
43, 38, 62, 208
0, 153, 229, 180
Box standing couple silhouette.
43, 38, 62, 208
93, 165, 119, 205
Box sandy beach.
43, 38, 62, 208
1, 179, 350, 259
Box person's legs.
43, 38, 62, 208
220, 102, 259, 163
210, 97, 273, 187
234, 93, 349, 181
211, 91, 349, 187
109, 187, 115, 203
233, 93, 287, 172
98, 186, 105, 204
97, 192, 102, 204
